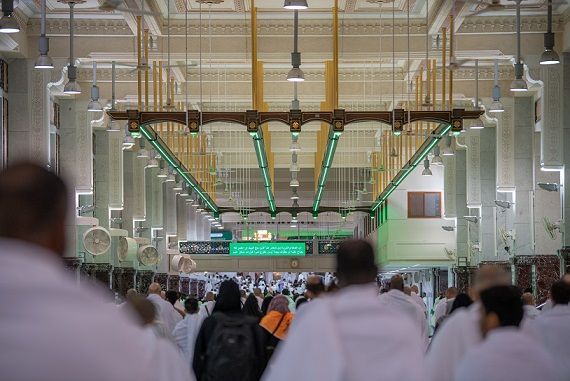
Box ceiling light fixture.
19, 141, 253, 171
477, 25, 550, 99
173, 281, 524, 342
431, 145, 443, 166
421, 158, 432, 176
146, 150, 159, 168
63, 1, 81, 95
0, 0, 20, 33
283, 0, 308, 9
470, 59, 484, 129
136, 139, 149, 158
35, 0, 53, 68
442, 135, 455, 156
510, 0, 528, 92
540, 0, 560, 65
289, 134, 301, 152
488, 60, 504, 113
157, 160, 168, 178
291, 189, 300, 200
87, 61, 103, 112
286, 10, 305, 82
122, 126, 135, 150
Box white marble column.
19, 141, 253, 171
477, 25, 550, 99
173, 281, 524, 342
59, 99, 94, 258
540, 64, 564, 170
163, 181, 177, 238
455, 149, 469, 262
187, 206, 197, 241
496, 98, 515, 192
562, 53, 570, 248
513, 96, 535, 256
176, 195, 188, 242
7, 60, 52, 167
443, 153, 457, 219
479, 127, 498, 260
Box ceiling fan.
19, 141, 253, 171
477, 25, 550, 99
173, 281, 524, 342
467, 0, 565, 17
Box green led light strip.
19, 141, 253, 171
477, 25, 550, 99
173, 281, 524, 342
140, 125, 219, 213
312, 128, 341, 213
370, 123, 451, 212
251, 130, 276, 214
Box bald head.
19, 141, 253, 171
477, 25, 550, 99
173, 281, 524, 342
521, 292, 535, 306
411, 285, 419, 294
0, 163, 68, 255
336, 240, 378, 287
389, 275, 404, 291
148, 282, 162, 295
473, 265, 511, 300
446, 287, 458, 299
127, 295, 156, 326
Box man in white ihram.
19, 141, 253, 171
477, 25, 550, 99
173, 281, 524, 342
524, 279, 570, 380
378, 274, 428, 347
262, 240, 425, 381
425, 265, 510, 381
147, 282, 182, 333
0, 163, 193, 381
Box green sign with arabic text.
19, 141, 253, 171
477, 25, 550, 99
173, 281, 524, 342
229, 242, 306, 257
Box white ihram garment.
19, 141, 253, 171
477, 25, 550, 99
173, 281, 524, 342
378, 289, 428, 347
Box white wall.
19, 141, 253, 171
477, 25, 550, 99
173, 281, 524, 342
377, 163, 455, 266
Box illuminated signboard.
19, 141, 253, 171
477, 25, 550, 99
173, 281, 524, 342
229, 242, 306, 257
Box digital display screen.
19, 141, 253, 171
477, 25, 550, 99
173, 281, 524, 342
229, 242, 306, 257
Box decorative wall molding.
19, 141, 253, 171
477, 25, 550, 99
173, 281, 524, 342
26, 18, 133, 36
458, 14, 565, 34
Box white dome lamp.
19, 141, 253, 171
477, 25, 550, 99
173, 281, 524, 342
87, 61, 103, 112
136, 139, 149, 158
146, 149, 159, 168
431, 145, 443, 166
122, 126, 135, 150
510, 0, 528, 93
63, 1, 80, 95
470, 60, 484, 130
540, 0, 560, 65
0, 0, 20, 33
283, 0, 308, 10
35, 0, 53, 68
286, 9, 305, 82
488, 60, 504, 113
421, 158, 432, 176
442, 135, 455, 156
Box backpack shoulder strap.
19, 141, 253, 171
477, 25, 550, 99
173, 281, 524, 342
271, 313, 287, 336
205, 305, 211, 316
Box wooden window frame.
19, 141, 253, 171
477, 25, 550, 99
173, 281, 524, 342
407, 191, 442, 219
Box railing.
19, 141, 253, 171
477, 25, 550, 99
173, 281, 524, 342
179, 240, 343, 256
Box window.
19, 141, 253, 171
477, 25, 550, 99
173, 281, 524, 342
408, 192, 442, 218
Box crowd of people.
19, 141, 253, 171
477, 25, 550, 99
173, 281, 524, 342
2, 163, 570, 381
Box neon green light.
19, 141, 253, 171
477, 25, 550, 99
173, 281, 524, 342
393, 131, 402, 136
130, 131, 142, 139
453, 131, 461, 136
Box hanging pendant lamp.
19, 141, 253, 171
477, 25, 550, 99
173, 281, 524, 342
63, 1, 81, 95
287, 10, 304, 82
87, 61, 103, 112
510, 0, 528, 92
0, 0, 19, 33
488, 60, 504, 113
283, 0, 308, 10
35, 0, 53, 68
540, 0, 560, 65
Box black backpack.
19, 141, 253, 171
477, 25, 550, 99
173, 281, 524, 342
204, 313, 259, 381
